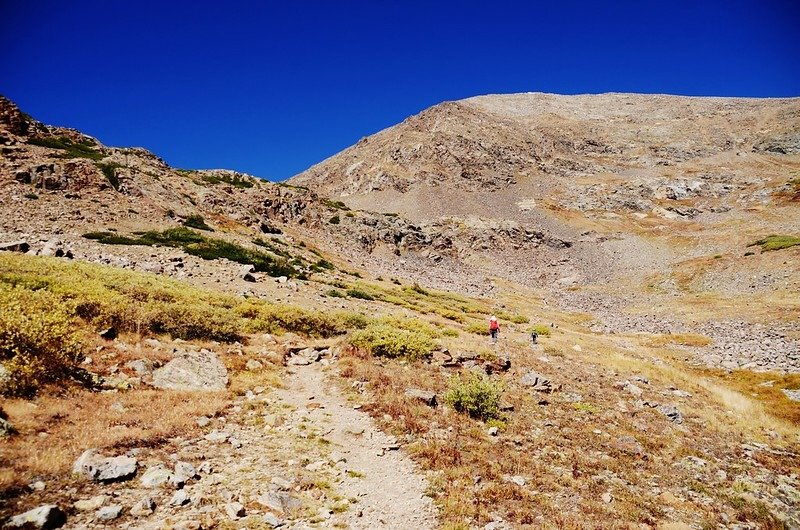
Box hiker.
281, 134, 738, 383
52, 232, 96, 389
530, 329, 538, 345
489, 315, 500, 344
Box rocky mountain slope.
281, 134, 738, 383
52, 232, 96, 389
2, 94, 800, 530
291, 92, 800, 371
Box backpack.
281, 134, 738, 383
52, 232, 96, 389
489, 320, 499, 331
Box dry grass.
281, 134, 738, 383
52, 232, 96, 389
0, 389, 227, 492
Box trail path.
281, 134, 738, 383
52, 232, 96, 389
276, 362, 438, 529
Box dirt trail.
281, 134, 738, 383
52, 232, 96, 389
275, 362, 437, 530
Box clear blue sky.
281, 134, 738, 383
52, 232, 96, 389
2, 0, 798, 180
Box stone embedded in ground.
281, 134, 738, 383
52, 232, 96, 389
240, 264, 257, 282
225, 502, 246, 519
175, 461, 199, 481
245, 359, 264, 371
6, 505, 66, 529
129, 496, 156, 517
520, 371, 555, 392
72, 449, 138, 482
782, 389, 800, 402
95, 504, 122, 521
73, 495, 107, 512
657, 404, 684, 424
125, 359, 155, 376
151, 349, 228, 391
610, 436, 645, 456
404, 388, 437, 407
0, 415, 16, 437
139, 465, 174, 488
255, 491, 302, 514
0, 240, 30, 253
169, 489, 190, 506
503, 475, 526, 486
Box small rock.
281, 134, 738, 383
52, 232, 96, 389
72, 450, 138, 482
404, 388, 437, 407
95, 504, 122, 521
204, 430, 229, 443
73, 496, 107, 512
504, 475, 526, 486
520, 371, 555, 392
225, 502, 246, 519
246, 359, 264, 371
175, 461, 198, 481
572, 344, 582, 352
29, 481, 46, 492
6, 505, 66, 529
657, 404, 684, 424
129, 496, 156, 517
261, 513, 282, 528
151, 349, 228, 391
169, 489, 190, 506
601, 492, 613, 503
196, 416, 211, 427
139, 465, 174, 488
487, 426, 499, 436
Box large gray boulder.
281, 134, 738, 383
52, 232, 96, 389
0, 240, 29, 253
72, 449, 138, 482
151, 349, 228, 391
5, 505, 66, 529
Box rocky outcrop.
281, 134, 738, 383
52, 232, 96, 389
151, 349, 228, 391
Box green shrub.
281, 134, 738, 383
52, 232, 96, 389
329, 215, 340, 225
323, 199, 350, 210
0, 285, 84, 396
349, 324, 437, 360
441, 328, 459, 337
510, 315, 530, 324
326, 289, 345, 298
239, 302, 367, 337
444, 372, 503, 421
24, 193, 38, 200
747, 235, 800, 252
346, 288, 374, 300
83, 228, 301, 277
199, 171, 254, 188
28, 135, 104, 160
465, 322, 487, 335
96, 162, 122, 191
530, 324, 552, 337
183, 214, 213, 231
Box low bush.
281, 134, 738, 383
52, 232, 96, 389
346, 288, 374, 300
326, 289, 345, 298
465, 322, 487, 335
24, 193, 38, 200
529, 324, 552, 337
183, 214, 213, 231
84, 228, 301, 277
747, 235, 800, 252
0, 285, 84, 396
349, 324, 437, 360
199, 171, 254, 188
238, 302, 368, 337
329, 215, 341, 225
28, 135, 104, 160
444, 372, 503, 421
96, 162, 122, 191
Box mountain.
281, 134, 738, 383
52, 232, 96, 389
2, 94, 800, 529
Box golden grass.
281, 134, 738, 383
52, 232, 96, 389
0, 389, 227, 491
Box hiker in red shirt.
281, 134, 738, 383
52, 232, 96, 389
489, 315, 500, 344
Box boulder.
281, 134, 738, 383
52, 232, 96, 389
72, 449, 138, 482
139, 465, 174, 488
0, 240, 30, 253
73, 495, 107, 512
240, 265, 256, 282
152, 349, 228, 391
6, 505, 66, 529
404, 388, 437, 407
520, 371, 555, 393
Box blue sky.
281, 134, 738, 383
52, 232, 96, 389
2, 0, 798, 180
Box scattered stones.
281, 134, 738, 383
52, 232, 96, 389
6, 505, 66, 529
72, 449, 138, 482
151, 349, 228, 391
520, 371, 556, 392
404, 388, 437, 407
287, 347, 322, 366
